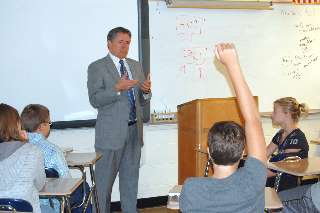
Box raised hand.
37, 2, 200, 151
215, 43, 240, 70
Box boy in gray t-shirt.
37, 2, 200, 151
180, 43, 267, 213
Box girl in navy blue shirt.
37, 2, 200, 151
266, 97, 309, 191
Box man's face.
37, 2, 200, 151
107, 32, 131, 59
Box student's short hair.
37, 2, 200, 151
208, 121, 245, 166
0, 103, 23, 142
21, 104, 50, 132
107, 27, 131, 41
274, 97, 308, 123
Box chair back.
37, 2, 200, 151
283, 156, 301, 162
270, 152, 304, 163
0, 198, 33, 212
45, 167, 59, 178
203, 159, 211, 177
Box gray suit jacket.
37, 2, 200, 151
87, 54, 151, 150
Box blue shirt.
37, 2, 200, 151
27, 132, 70, 177
28, 132, 71, 213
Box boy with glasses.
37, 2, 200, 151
21, 104, 70, 177
21, 104, 70, 213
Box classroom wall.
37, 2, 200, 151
50, 114, 320, 201
0, 0, 139, 122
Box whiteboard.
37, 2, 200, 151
149, 2, 320, 112
0, 0, 138, 122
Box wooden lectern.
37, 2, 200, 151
177, 97, 257, 184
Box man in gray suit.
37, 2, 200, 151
87, 27, 151, 213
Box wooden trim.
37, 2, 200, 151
166, 0, 273, 10
260, 109, 320, 118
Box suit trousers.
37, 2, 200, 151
95, 123, 141, 213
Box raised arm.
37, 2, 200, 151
215, 43, 267, 164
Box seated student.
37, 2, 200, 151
21, 104, 91, 213
278, 183, 320, 213
0, 103, 45, 213
21, 104, 70, 178
266, 97, 309, 191
179, 43, 267, 213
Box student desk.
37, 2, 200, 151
167, 185, 282, 211
65, 152, 102, 213
40, 178, 83, 213
267, 157, 320, 177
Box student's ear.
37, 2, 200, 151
242, 149, 245, 158
36, 123, 44, 132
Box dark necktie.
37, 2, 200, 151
119, 59, 136, 121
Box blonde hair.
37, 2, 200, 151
274, 97, 308, 122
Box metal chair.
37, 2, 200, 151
203, 159, 211, 177
0, 198, 33, 212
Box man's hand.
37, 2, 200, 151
140, 73, 151, 94
115, 75, 139, 92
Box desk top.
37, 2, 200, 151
167, 185, 282, 210
66, 152, 102, 167
267, 157, 320, 176
40, 178, 83, 196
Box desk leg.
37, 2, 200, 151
65, 196, 72, 213
297, 176, 302, 186
69, 166, 89, 212
90, 164, 100, 213
60, 197, 66, 213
